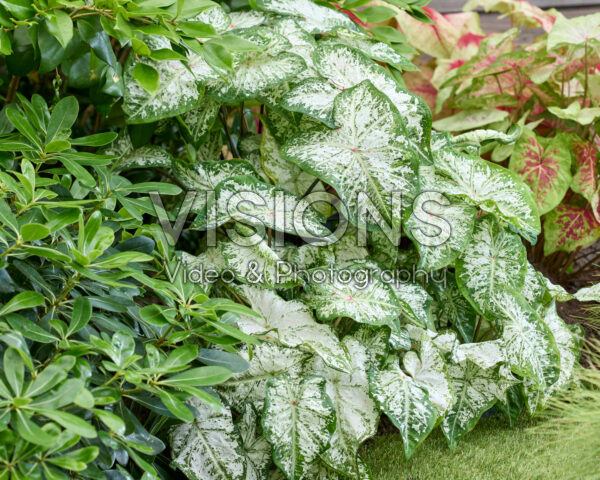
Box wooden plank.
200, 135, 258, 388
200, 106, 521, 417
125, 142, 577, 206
428, 0, 600, 13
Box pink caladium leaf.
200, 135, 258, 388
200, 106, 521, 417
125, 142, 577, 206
464, 0, 557, 33
543, 204, 600, 255
509, 129, 572, 215
394, 7, 482, 60
571, 136, 600, 221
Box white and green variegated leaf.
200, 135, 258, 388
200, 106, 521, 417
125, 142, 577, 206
321, 29, 415, 71
350, 325, 391, 368
229, 11, 267, 31
281, 79, 339, 127
116, 145, 174, 170
255, 0, 358, 34
263, 375, 336, 480
451, 339, 506, 371
432, 330, 460, 357
391, 282, 433, 329
328, 229, 369, 265
260, 122, 323, 200
123, 37, 203, 124
523, 301, 582, 415
191, 5, 231, 32
237, 287, 351, 372
237, 406, 272, 480
239, 133, 271, 182
441, 356, 507, 450
456, 216, 527, 316
312, 43, 430, 147
388, 319, 412, 352
170, 398, 246, 480
175, 160, 257, 192
522, 261, 547, 312
406, 171, 478, 272
174, 160, 257, 218
270, 18, 318, 78
368, 360, 437, 460
207, 27, 306, 102
219, 343, 310, 411
220, 231, 297, 288
490, 287, 560, 388
306, 337, 379, 478
450, 126, 521, 150
304, 262, 404, 325
404, 335, 453, 415
429, 275, 478, 343
300, 458, 369, 480
181, 96, 221, 145
284, 244, 335, 270
574, 282, 600, 302
178, 249, 227, 293
104, 131, 174, 170
282, 80, 416, 229
545, 276, 573, 302
204, 176, 330, 238
431, 147, 541, 243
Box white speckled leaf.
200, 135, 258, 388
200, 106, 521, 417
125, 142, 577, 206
237, 286, 351, 372
237, 406, 272, 480
368, 360, 437, 459
123, 38, 203, 124
441, 357, 507, 450
431, 148, 541, 243
220, 231, 297, 287
350, 325, 391, 368
521, 261, 547, 311
451, 127, 521, 149
312, 43, 430, 147
270, 18, 318, 79
404, 335, 453, 415
263, 375, 336, 480
255, 0, 357, 34
205, 176, 330, 238
219, 343, 310, 411
229, 11, 267, 31
174, 159, 257, 219
451, 339, 506, 371
281, 79, 339, 127
406, 172, 478, 271
117, 145, 174, 170
170, 398, 246, 480
306, 337, 379, 477
207, 27, 306, 102
191, 5, 231, 33
282, 80, 416, 229
524, 301, 581, 414
304, 262, 404, 325
260, 122, 323, 201
320, 29, 414, 70
300, 458, 369, 480
390, 282, 433, 329
574, 282, 600, 302
490, 287, 560, 388
456, 216, 527, 316
429, 275, 478, 343
181, 96, 221, 145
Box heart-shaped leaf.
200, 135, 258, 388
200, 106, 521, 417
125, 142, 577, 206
368, 360, 438, 459
509, 129, 572, 215
263, 375, 336, 480
456, 216, 527, 316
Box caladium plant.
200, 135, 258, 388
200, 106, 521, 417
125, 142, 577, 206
0, 0, 586, 479
94, 1, 583, 479
394, 0, 600, 282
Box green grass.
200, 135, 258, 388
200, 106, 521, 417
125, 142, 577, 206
361, 415, 582, 480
